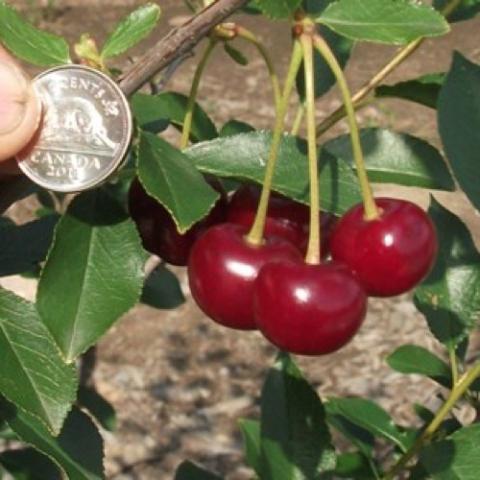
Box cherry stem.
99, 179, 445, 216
246, 40, 304, 246
315, 39, 422, 138
180, 38, 217, 150
236, 26, 282, 115
315, 0, 461, 138
301, 34, 321, 264
383, 362, 480, 480
449, 347, 459, 385
313, 34, 379, 220
291, 103, 305, 136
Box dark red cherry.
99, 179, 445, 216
188, 223, 302, 330
227, 184, 309, 246
299, 212, 338, 257
128, 177, 228, 266
255, 261, 367, 355
228, 184, 337, 257
330, 198, 437, 297
128, 178, 159, 254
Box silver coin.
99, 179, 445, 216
17, 65, 132, 193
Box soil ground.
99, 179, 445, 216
2, 1, 480, 479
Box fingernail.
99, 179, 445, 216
0, 60, 29, 135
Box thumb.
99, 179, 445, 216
0, 46, 41, 163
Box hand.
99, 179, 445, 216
0, 46, 41, 175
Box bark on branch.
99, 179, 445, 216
119, 0, 248, 96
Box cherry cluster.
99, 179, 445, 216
129, 179, 437, 356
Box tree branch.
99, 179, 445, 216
118, 0, 248, 96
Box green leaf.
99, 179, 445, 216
239, 419, 261, 474
242, 2, 263, 14
0, 400, 104, 480
333, 452, 377, 479
219, 120, 255, 137
438, 52, 480, 212
326, 397, 408, 451
387, 345, 452, 388
78, 387, 116, 432
132, 92, 218, 142
253, 0, 303, 18
175, 461, 222, 480
102, 168, 136, 213
141, 265, 185, 310
414, 199, 480, 348
434, 0, 480, 22
376, 73, 445, 109
297, 25, 353, 100
317, 0, 450, 45
0, 216, 58, 277
0, 448, 62, 480
324, 128, 454, 191
410, 463, 430, 480
137, 132, 219, 233
0, 3, 70, 66
224, 43, 249, 66
101, 3, 161, 58
0, 288, 77, 435
185, 131, 361, 215
302, 0, 335, 15
325, 405, 375, 456
37, 189, 146, 363
260, 354, 336, 479
414, 404, 435, 424
420, 424, 480, 479
0, 420, 16, 440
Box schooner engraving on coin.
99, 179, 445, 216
17, 65, 132, 193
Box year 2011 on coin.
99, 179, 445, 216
17, 65, 133, 193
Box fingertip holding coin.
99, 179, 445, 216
0, 58, 42, 164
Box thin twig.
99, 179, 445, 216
118, 0, 248, 96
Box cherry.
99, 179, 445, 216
254, 260, 367, 355
128, 177, 228, 266
188, 223, 302, 330
228, 184, 336, 255
128, 178, 159, 254
299, 212, 338, 257
330, 198, 437, 297
228, 184, 308, 245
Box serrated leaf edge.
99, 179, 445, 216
316, 0, 450, 45
0, 288, 78, 436
136, 136, 219, 234
5, 407, 105, 479
101, 3, 162, 59
36, 197, 146, 364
